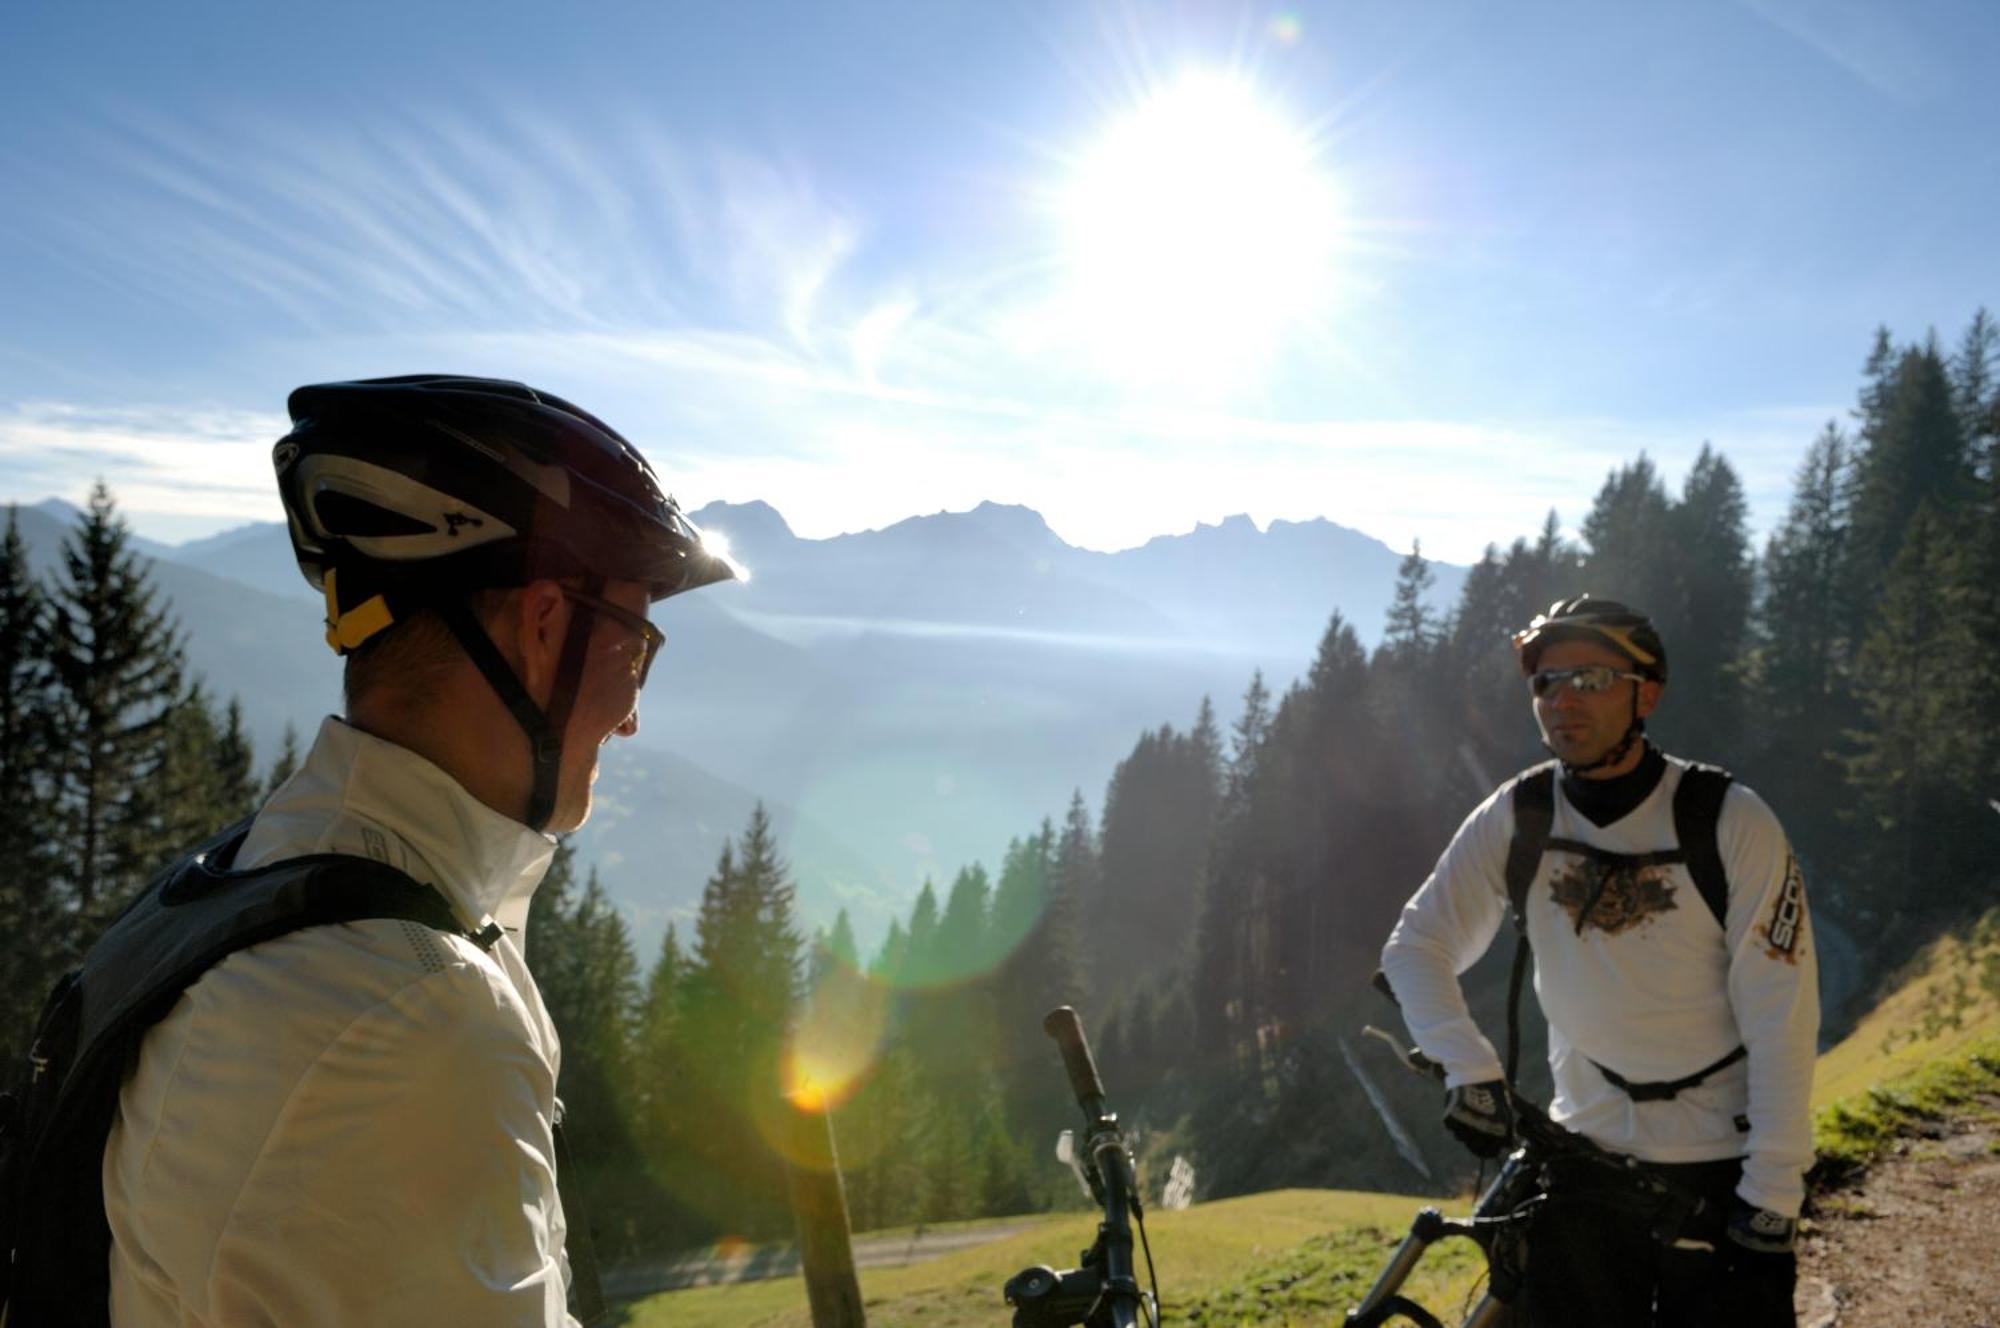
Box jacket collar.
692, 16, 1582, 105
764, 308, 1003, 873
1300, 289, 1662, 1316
241, 716, 556, 938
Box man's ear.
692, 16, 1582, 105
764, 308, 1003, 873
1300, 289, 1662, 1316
508, 580, 571, 699
1636, 677, 1663, 720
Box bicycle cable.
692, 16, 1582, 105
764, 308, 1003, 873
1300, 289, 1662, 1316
1135, 1200, 1160, 1327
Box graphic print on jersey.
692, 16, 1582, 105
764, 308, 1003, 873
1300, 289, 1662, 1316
1548, 859, 1678, 935
1758, 854, 1807, 963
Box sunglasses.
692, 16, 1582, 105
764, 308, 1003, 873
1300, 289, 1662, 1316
1529, 665, 1646, 698
562, 587, 665, 687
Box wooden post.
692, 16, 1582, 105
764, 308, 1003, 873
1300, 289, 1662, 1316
783, 1096, 867, 1327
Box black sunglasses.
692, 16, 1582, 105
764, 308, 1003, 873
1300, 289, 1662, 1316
562, 587, 664, 687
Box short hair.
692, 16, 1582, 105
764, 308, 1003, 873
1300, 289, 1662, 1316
342, 589, 512, 714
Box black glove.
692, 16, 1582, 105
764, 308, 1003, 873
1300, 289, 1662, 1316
1442, 1080, 1514, 1158
1718, 1199, 1797, 1321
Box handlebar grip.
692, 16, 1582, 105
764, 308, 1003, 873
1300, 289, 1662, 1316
1042, 1006, 1107, 1109
1371, 969, 1399, 1006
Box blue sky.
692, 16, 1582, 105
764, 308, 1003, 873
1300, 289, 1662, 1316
1, 0, 1994, 560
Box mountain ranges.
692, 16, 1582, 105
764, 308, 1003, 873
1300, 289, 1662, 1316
9, 496, 1463, 955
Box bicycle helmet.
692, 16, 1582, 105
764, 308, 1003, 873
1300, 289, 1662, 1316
1511, 595, 1666, 774
1510, 595, 1667, 683
273, 374, 738, 830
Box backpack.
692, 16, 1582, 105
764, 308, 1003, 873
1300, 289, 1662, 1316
1498, 759, 1745, 1099
0, 819, 606, 1328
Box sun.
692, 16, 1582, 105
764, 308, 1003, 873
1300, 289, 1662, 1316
1058, 71, 1341, 393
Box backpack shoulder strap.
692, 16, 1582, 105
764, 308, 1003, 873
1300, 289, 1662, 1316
1503, 762, 1559, 930
73, 830, 491, 1084
1500, 761, 1556, 1090
1672, 762, 1734, 929
4, 824, 491, 1328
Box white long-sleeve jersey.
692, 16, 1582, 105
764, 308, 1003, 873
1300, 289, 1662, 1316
103, 716, 578, 1327
1379, 753, 1818, 1216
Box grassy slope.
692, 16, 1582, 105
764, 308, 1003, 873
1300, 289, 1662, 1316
626, 911, 2000, 1326
1809, 908, 2000, 1183
623, 1189, 1484, 1328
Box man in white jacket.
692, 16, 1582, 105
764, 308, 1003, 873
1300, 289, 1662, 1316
1379, 596, 1816, 1327
103, 376, 737, 1326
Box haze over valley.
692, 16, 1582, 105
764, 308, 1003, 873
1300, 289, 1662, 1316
9, 495, 1463, 951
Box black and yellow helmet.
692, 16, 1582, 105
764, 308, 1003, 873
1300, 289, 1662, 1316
1511, 595, 1667, 683
274, 374, 738, 655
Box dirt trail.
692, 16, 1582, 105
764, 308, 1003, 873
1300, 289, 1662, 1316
1795, 1092, 2000, 1327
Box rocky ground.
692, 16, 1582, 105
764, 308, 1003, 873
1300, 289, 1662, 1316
1796, 1091, 2000, 1327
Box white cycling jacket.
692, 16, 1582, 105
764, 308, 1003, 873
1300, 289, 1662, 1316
1379, 754, 1819, 1216
103, 716, 579, 1327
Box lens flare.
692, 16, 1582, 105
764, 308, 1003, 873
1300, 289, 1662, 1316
780, 963, 890, 1117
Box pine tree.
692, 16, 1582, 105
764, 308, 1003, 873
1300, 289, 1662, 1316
1094, 711, 1222, 1002
1846, 504, 1988, 933
522, 844, 652, 1256
1580, 454, 1677, 617
1381, 540, 1438, 661
1948, 308, 1996, 451
1050, 791, 1097, 1006
632, 923, 693, 1244
149, 684, 225, 856
870, 918, 910, 984
1664, 445, 1753, 759
903, 879, 942, 986
1748, 423, 1855, 902
825, 909, 860, 972
676, 807, 802, 1236
1842, 339, 1970, 629
936, 864, 992, 982
215, 698, 258, 820
264, 722, 301, 795
44, 481, 189, 924
1226, 671, 1271, 805
0, 509, 62, 1062
988, 832, 1048, 964
990, 819, 1070, 1132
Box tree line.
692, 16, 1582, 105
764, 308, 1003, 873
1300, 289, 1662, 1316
4, 307, 1993, 1256
821, 309, 2000, 1209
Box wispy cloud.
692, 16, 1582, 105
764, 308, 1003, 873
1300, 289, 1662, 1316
1, 90, 1830, 561
1741, 0, 1945, 101
0, 402, 283, 522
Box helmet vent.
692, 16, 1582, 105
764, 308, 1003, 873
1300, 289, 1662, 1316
313, 489, 438, 538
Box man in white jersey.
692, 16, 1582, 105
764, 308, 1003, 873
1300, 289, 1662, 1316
1379, 596, 1816, 1327
102, 377, 737, 1326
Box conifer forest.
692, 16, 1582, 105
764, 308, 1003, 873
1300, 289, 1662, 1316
3, 314, 1996, 1259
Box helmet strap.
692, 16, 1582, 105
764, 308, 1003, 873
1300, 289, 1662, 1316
434, 581, 602, 833
535, 576, 604, 828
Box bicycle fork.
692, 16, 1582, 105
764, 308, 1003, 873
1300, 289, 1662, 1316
1347, 1150, 1541, 1327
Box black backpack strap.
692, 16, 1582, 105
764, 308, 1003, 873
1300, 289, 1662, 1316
1501, 764, 1557, 1088
1591, 1045, 1748, 1101
6, 830, 497, 1328
1504, 765, 1557, 930
1672, 764, 1734, 929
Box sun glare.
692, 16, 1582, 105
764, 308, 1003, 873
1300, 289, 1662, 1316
1059, 71, 1340, 392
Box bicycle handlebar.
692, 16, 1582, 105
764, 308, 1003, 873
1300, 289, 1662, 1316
1044, 1005, 1108, 1115
1358, 1023, 1711, 1236
1003, 1007, 1153, 1328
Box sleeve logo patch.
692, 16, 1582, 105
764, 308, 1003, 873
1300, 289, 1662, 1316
1757, 853, 1807, 964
